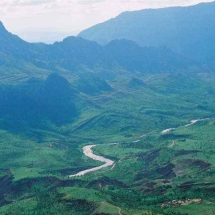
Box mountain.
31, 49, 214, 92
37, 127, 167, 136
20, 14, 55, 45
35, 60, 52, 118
0, 73, 78, 128
126, 77, 146, 89
49, 37, 198, 74
104, 39, 195, 73
2, 11, 215, 215
0, 22, 200, 84
0, 21, 29, 66
74, 76, 112, 95
0, 21, 45, 63
0, 21, 50, 81
78, 1, 215, 68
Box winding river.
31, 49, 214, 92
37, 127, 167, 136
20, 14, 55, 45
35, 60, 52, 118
70, 118, 210, 178
161, 118, 208, 134
69, 145, 114, 178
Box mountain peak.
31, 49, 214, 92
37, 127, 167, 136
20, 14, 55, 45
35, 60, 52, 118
0, 21, 8, 35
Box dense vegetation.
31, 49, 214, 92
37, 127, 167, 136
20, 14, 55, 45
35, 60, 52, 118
0, 21, 199, 84
0, 70, 215, 214
1, 3, 215, 214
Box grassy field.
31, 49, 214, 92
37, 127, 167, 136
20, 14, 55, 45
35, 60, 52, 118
0, 74, 215, 214
91, 119, 215, 214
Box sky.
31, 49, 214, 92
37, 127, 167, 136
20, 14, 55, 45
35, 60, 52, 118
0, 0, 214, 43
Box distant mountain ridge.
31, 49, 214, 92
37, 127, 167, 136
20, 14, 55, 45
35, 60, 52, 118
0, 21, 200, 83
78, 1, 215, 69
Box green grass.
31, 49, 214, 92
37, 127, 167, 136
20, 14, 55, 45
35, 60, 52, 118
164, 202, 215, 215
84, 119, 215, 214
94, 202, 119, 215
0, 198, 37, 215
1, 74, 215, 214
0, 129, 102, 181
59, 187, 105, 203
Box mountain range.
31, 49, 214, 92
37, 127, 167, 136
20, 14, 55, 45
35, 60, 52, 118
1, 2, 215, 215
79, 1, 215, 69
0, 21, 200, 84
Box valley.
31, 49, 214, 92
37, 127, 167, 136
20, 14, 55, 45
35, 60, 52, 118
0, 69, 215, 215
70, 118, 212, 179
0, 71, 215, 215
0, 2, 215, 214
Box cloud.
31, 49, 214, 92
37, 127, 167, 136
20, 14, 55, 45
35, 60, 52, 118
0, 0, 55, 7
0, 0, 214, 43
76, 0, 106, 5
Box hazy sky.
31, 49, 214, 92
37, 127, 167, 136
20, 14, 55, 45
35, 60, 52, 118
0, 0, 214, 43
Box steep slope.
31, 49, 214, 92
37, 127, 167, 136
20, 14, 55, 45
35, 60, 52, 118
0, 74, 78, 129
74, 76, 112, 95
48, 37, 196, 74
104, 39, 195, 73
126, 77, 147, 89
0, 21, 30, 58
79, 1, 215, 68
0, 22, 200, 84
0, 21, 51, 82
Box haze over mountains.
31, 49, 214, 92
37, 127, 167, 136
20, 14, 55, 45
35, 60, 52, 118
2, 1, 214, 85
79, 1, 215, 69
0, 20, 201, 84
1, 2, 215, 215
0, 1, 214, 135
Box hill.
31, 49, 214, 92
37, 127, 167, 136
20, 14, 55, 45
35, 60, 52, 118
79, 1, 215, 69
0, 22, 200, 84
0, 73, 78, 129
74, 77, 112, 95
1, 10, 215, 215
126, 77, 146, 89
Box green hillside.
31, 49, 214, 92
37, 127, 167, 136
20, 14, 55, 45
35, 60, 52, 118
0, 22, 201, 84
0, 4, 215, 214
0, 71, 215, 214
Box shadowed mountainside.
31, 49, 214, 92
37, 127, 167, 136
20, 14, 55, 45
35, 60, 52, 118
79, 1, 215, 69
0, 21, 200, 84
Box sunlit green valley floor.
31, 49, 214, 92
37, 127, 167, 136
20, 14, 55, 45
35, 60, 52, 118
1, 74, 215, 215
